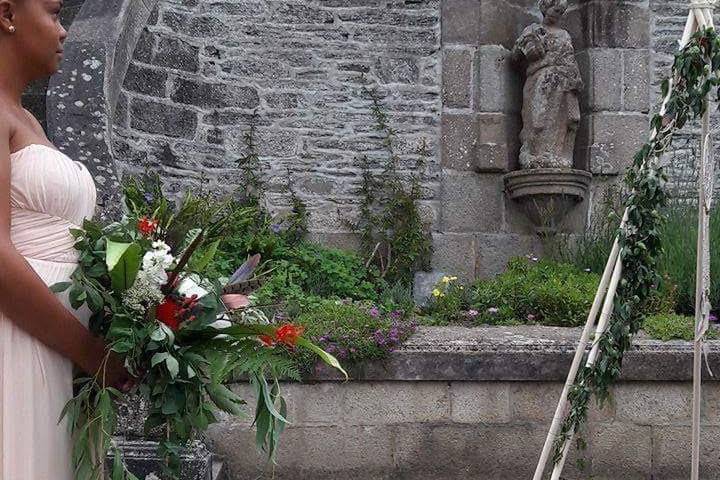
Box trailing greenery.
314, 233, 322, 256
349, 80, 433, 286
552, 27, 720, 463
643, 313, 719, 341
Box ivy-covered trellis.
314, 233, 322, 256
534, 2, 720, 479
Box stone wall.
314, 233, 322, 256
51, 0, 715, 281
198, 326, 720, 480
111, 0, 443, 250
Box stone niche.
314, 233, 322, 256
436, 0, 652, 280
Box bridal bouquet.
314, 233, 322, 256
51, 174, 346, 480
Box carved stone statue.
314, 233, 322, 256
511, 0, 583, 169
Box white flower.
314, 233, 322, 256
152, 240, 171, 253
142, 248, 174, 271
176, 273, 209, 298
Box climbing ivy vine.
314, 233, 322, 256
553, 27, 720, 462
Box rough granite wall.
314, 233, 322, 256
111, 0, 442, 250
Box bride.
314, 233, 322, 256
0, 0, 135, 477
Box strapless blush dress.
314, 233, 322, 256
0, 143, 97, 479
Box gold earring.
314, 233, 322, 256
8, 26, 15, 33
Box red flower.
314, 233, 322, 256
156, 296, 181, 331
137, 216, 159, 236
275, 324, 305, 347
259, 334, 275, 347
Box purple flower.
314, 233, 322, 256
467, 309, 479, 317
527, 313, 536, 322
368, 307, 380, 318
390, 310, 403, 319
269, 223, 283, 234
143, 192, 155, 204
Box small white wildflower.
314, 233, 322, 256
122, 275, 164, 313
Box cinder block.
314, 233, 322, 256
613, 382, 692, 426
343, 382, 451, 425
590, 423, 653, 479
451, 382, 510, 423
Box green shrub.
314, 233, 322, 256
548, 200, 720, 316
470, 258, 600, 327
642, 313, 719, 341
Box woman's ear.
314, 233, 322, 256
0, 0, 16, 35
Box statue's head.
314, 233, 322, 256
539, 0, 567, 24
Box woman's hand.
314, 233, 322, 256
83, 337, 136, 393
99, 349, 136, 393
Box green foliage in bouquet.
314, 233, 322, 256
51, 172, 346, 480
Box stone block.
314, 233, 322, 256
450, 382, 510, 423
206, 424, 395, 478
475, 233, 541, 278
130, 98, 197, 138
589, 423, 652, 479
431, 232, 477, 283
306, 232, 362, 252
132, 28, 155, 63
441, 0, 481, 45
475, 113, 519, 172
576, 49, 623, 112
124, 62, 167, 97
613, 382, 692, 426
576, 113, 648, 175
441, 113, 476, 171
623, 49, 650, 113
474, 45, 521, 113
442, 48, 473, 108
413, 271, 447, 307
440, 172, 504, 233
652, 426, 720, 479
153, 35, 200, 73
393, 423, 556, 479
343, 382, 450, 425
477, 0, 536, 50
171, 78, 260, 109
161, 10, 229, 37
585, 2, 651, 49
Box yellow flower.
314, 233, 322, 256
432, 288, 441, 297
441, 276, 451, 284
450, 276, 458, 281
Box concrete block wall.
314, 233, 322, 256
198, 326, 720, 480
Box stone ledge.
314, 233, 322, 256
307, 325, 720, 382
